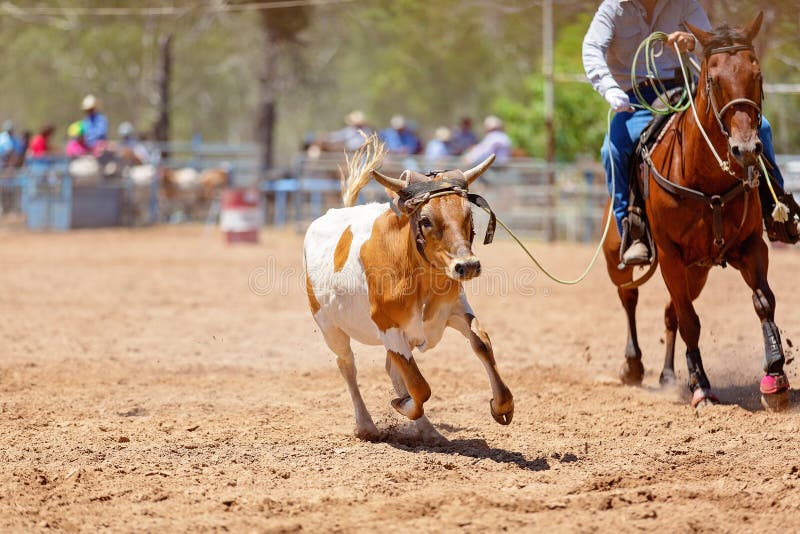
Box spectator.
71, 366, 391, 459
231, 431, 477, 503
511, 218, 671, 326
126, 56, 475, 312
29, 125, 55, 159
380, 115, 422, 155
81, 94, 109, 153
116, 122, 154, 164
323, 110, 372, 152
7, 131, 31, 168
0, 120, 20, 167
65, 121, 90, 158
464, 116, 512, 166
424, 127, 452, 163
449, 117, 479, 155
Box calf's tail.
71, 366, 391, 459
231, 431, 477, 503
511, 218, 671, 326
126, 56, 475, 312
340, 132, 387, 207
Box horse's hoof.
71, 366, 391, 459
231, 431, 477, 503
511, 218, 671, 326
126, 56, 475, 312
761, 391, 790, 412
691, 388, 719, 409
659, 370, 676, 387
490, 398, 514, 425
619, 358, 644, 386
760, 374, 790, 413
391, 395, 423, 420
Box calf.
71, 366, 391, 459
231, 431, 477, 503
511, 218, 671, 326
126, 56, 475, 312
303, 136, 514, 440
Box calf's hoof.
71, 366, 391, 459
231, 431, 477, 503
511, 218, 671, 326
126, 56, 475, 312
760, 374, 790, 412
354, 422, 380, 442
391, 395, 424, 420
659, 369, 676, 387
691, 388, 719, 409
490, 398, 514, 425
619, 358, 644, 386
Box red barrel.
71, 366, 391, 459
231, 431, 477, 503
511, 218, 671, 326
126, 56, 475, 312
220, 188, 262, 244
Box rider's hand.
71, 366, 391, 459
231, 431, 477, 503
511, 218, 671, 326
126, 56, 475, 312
604, 87, 634, 113
667, 31, 696, 53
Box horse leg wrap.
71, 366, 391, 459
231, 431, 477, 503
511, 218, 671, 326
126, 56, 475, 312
685, 349, 711, 392
753, 290, 785, 374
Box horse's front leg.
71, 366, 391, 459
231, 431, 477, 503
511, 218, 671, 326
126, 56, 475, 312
447, 297, 514, 425
731, 235, 790, 411
659, 301, 678, 386
659, 252, 715, 408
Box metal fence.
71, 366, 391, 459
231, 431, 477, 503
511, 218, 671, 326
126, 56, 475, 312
3, 147, 800, 240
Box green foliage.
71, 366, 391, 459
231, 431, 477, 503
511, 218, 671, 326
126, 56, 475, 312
494, 14, 607, 161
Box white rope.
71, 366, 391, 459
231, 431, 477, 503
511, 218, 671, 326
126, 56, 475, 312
674, 42, 732, 174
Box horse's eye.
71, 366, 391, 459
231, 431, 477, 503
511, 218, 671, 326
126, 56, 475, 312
419, 216, 432, 229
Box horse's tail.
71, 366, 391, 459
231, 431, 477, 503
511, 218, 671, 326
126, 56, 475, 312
340, 131, 387, 208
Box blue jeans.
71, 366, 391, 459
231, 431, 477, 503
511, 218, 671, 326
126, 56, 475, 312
601, 92, 784, 235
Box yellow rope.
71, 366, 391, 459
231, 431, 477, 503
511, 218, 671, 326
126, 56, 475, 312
480, 109, 616, 285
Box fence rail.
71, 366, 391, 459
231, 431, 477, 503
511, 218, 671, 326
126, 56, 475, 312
1, 146, 799, 241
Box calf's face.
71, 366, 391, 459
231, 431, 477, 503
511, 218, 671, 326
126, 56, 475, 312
371, 155, 496, 281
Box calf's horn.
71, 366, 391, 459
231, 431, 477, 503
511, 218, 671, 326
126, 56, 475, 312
371, 169, 408, 192
464, 154, 496, 185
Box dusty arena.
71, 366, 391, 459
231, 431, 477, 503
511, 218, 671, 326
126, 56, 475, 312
3, 225, 800, 532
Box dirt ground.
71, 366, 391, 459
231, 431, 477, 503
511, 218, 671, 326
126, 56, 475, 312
2, 225, 800, 532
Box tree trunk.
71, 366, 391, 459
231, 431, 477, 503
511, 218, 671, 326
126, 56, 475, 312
256, 31, 280, 173
153, 34, 172, 156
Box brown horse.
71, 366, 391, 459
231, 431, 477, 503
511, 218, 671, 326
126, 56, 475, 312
603, 12, 790, 410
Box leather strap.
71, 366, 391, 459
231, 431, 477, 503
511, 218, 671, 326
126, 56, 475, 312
643, 146, 748, 254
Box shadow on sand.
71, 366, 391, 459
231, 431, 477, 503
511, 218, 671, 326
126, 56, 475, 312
712, 382, 800, 412
377, 426, 551, 472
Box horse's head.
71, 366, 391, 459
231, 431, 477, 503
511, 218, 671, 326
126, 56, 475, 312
371, 156, 495, 281
687, 12, 764, 169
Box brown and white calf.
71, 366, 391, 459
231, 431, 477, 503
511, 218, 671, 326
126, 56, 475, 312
303, 138, 514, 440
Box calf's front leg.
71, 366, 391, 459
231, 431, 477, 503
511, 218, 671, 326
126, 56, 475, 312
448, 299, 514, 425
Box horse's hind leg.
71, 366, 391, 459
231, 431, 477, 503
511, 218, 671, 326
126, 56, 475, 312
321, 325, 379, 439
618, 287, 645, 385
660, 301, 678, 386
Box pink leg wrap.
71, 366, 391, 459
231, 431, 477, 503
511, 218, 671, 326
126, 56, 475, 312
760, 374, 790, 395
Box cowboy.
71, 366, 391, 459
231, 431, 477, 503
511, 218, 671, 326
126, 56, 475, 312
583, 0, 792, 264
80, 94, 109, 154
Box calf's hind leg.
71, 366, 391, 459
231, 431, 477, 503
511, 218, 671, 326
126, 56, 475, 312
321, 326, 379, 439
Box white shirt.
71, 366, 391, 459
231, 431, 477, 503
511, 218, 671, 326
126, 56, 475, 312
582, 0, 711, 95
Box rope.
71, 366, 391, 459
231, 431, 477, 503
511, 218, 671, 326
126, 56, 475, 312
761, 156, 790, 222
478, 109, 616, 285
630, 32, 692, 115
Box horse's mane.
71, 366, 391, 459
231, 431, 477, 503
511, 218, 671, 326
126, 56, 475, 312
702, 24, 752, 58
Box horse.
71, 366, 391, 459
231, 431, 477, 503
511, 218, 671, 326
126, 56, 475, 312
603, 12, 791, 410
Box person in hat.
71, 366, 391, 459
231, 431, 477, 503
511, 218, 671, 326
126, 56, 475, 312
322, 110, 372, 152
380, 114, 422, 155
464, 115, 512, 166
424, 126, 453, 162
80, 94, 108, 154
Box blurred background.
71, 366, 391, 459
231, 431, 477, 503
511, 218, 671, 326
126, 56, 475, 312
0, 0, 797, 238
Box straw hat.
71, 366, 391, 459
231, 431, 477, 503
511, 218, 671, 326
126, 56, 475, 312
345, 110, 366, 126
390, 115, 406, 130
82, 94, 98, 111
483, 115, 504, 131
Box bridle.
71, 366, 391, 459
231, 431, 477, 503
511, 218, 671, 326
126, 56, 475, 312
642, 41, 765, 264
704, 43, 763, 144
389, 174, 496, 261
